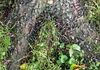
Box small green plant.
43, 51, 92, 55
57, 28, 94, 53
87, 0, 100, 32
0, 62, 6, 70
88, 0, 100, 21
57, 44, 85, 70
28, 20, 87, 70
0, 26, 11, 60
28, 20, 61, 70
28, 19, 99, 70
87, 60, 100, 70
0, 26, 11, 70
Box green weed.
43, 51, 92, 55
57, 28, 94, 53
0, 25, 11, 70
28, 20, 86, 70
87, 0, 100, 32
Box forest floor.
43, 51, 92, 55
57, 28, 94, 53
0, 0, 100, 70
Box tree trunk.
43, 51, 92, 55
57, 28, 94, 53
6, 0, 48, 70
5, 0, 100, 70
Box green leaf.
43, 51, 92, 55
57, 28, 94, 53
60, 55, 68, 63
2, 52, 6, 56
3, 36, 11, 47
68, 58, 76, 64
69, 48, 73, 57
37, 43, 45, 47
59, 43, 64, 48
72, 44, 80, 51
33, 62, 40, 69
53, 41, 60, 46
0, 32, 3, 37
96, 62, 100, 67
56, 60, 62, 65
70, 64, 77, 70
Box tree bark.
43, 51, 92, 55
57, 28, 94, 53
6, 0, 48, 70
5, 0, 100, 70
